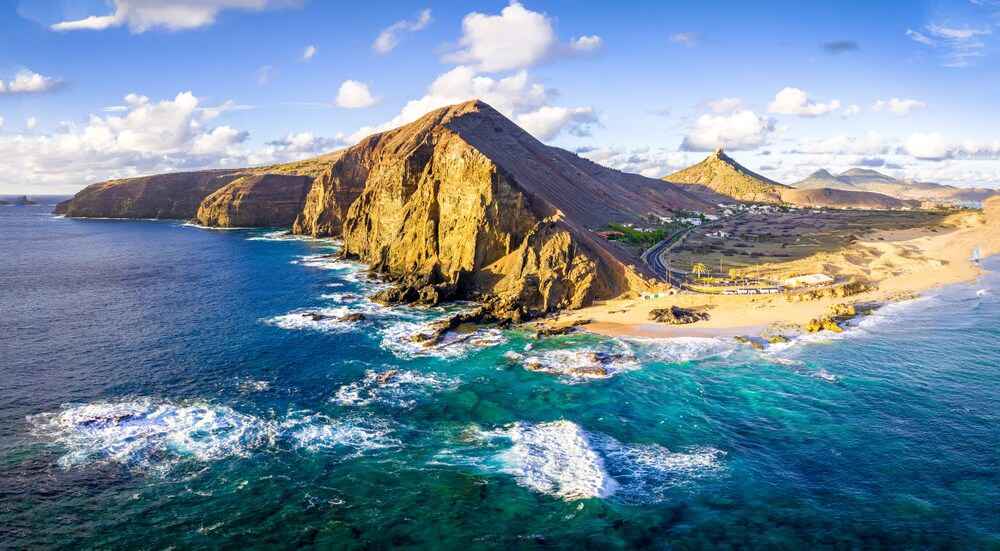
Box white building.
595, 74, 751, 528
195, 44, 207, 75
783, 274, 833, 287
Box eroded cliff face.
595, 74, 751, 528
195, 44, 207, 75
194, 174, 314, 227
54, 171, 243, 219
292, 100, 704, 318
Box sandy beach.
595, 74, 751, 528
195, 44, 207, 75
554, 200, 1000, 339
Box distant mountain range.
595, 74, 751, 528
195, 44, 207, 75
664, 149, 921, 209
793, 168, 997, 203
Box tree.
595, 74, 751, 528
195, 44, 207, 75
692, 262, 707, 279
728, 268, 740, 281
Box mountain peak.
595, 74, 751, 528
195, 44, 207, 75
664, 149, 786, 203
808, 168, 834, 178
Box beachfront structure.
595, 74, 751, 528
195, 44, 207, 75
783, 273, 833, 287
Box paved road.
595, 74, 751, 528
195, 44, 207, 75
642, 212, 748, 288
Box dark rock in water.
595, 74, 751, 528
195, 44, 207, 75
79, 413, 134, 428
302, 312, 327, 321
374, 370, 398, 384
568, 365, 609, 378
805, 315, 843, 333
534, 319, 593, 339
734, 336, 764, 350
0, 200, 10, 206
16, 195, 37, 206
768, 335, 790, 344
337, 313, 366, 322
648, 306, 709, 324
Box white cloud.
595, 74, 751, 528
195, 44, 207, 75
568, 35, 603, 53
442, 1, 600, 71
767, 87, 840, 117
373, 9, 432, 54
794, 131, 887, 155
301, 44, 317, 61
51, 0, 303, 33
906, 23, 991, 67
199, 99, 253, 120
578, 146, 690, 178
256, 65, 274, 85
515, 106, 597, 140
669, 32, 703, 48
681, 109, 776, 151
26, 117, 38, 131
0, 70, 64, 94
0, 91, 258, 191
0, 116, 4, 129
335, 80, 381, 109
873, 98, 927, 116
902, 132, 1000, 161
841, 104, 862, 119
708, 97, 743, 114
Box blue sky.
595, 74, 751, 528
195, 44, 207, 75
1, 0, 998, 194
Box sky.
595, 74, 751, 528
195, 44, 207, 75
0, 0, 998, 194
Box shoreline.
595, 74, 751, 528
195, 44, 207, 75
552, 215, 999, 340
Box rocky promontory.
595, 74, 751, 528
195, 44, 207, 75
292, 100, 711, 320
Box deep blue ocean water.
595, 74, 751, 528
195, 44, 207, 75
2, 205, 999, 549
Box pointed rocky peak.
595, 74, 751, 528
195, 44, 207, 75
840, 168, 892, 180
808, 168, 834, 179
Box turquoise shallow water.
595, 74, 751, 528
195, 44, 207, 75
2, 206, 1000, 549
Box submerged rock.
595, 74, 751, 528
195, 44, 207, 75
648, 306, 709, 324
734, 336, 764, 350
337, 313, 367, 322
768, 335, 790, 344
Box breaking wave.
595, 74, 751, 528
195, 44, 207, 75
504, 347, 639, 380
472, 420, 725, 502
332, 369, 459, 408
28, 399, 399, 471
379, 321, 508, 359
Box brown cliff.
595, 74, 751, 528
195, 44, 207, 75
194, 174, 314, 227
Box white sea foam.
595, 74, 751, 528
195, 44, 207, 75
478, 421, 724, 502
489, 421, 619, 500
505, 348, 638, 380
629, 336, 736, 363
246, 230, 321, 242
29, 400, 399, 470
291, 253, 356, 271
332, 369, 458, 408
27, 399, 269, 469
380, 321, 507, 359
181, 222, 250, 230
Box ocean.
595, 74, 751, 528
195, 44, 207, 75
2, 205, 999, 549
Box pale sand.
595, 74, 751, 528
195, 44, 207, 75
555, 203, 1000, 339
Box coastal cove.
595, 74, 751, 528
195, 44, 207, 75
3, 206, 1000, 548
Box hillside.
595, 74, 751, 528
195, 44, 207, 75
778, 187, 919, 209
53, 152, 342, 219
293, 100, 712, 320
663, 148, 788, 203
793, 168, 998, 203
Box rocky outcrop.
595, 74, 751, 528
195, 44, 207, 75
293, 100, 712, 318
805, 315, 844, 333
193, 174, 314, 227
664, 148, 788, 203
16, 196, 37, 206
648, 305, 710, 324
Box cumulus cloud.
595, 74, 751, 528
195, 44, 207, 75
906, 23, 991, 67
0, 116, 4, 129
578, 146, 690, 178
0, 70, 64, 94
669, 32, 703, 48
708, 97, 743, 114
373, 9, 432, 54
515, 106, 597, 140
51, 0, 303, 33
841, 104, 862, 119
792, 131, 887, 156
442, 1, 601, 71
873, 98, 926, 116
335, 80, 381, 109
768, 87, 840, 117
902, 132, 1000, 160
301, 45, 317, 61
0, 91, 255, 190
822, 39, 860, 53
26, 117, 38, 132
681, 109, 776, 151
353, 3, 601, 143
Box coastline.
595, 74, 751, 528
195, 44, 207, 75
554, 215, 999, 340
